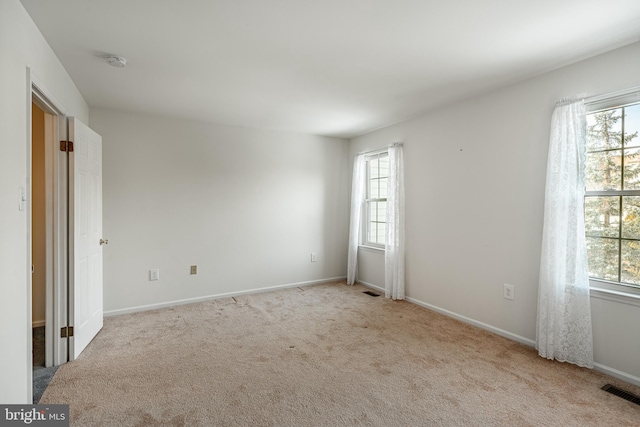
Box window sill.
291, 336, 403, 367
590, 286, 640, 308
358, 245, 385, 253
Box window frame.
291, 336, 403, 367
585, 89, 640, 299
362, 150, 389, 250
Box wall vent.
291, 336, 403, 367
601, 384, 640, 406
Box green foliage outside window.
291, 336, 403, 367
585, 104, 640, 286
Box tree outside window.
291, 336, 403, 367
585, 103, 640, 286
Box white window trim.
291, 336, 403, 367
590, 281, 640, 307
358, 244, 384, 253
586, 85, 640, 112
585, 87, 640, 303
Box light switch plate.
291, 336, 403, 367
18, 187, 26, 211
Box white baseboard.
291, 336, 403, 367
594, 363, 640, 387
357, 280, 640, 387
406, 296, 536, 347
356, 280, 385, 294
104, 276, 347, 317
32, 320, 45, 328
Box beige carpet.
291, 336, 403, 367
40, 282, 640, 426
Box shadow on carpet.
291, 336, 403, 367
33, 365, 58, 403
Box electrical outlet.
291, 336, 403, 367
503, 284, 514, 300
190, 265, 197, 275
311, 252, 317, 262
149, 269, 160, 281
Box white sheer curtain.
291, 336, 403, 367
347, 154, 366, 285
537, 99, 593, 368
385, 143, 405, 300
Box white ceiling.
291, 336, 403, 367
21, 0, 640, 138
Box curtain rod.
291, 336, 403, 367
357, 141, 403, 156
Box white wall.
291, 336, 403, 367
90, 108, 349, 313
0, 0, 89, 403
349, 41, 640, 385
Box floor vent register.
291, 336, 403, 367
601, 384, 640, 406
363, 291, 380, 297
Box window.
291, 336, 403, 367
364, 152, 388, 247
585, 97, 640, 292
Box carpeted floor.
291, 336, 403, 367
40, 282, 640, 426
33, 365, 59, 404
32, 326, 58, 404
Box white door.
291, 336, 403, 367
68, 117, 103, 359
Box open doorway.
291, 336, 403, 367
28, 79, 105, 403
30, 79, 71, 402
31, 101, 58, 403
32, 101, 47, 365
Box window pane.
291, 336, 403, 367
585, 196, 620, 238
365, 153, 388, 246
379, 155, 389, 177
624, 104, 640, 148
378, 178, 388, 198
621, 240, 640, 285
369, 178, 379, 199
622, 196, 640, 239
584, 104, 640, 289
376, 222, 386, 245
587, 109, 622, 151
586, 237, 619, 281
367, 201, 387, 245
369, 222, 378, 244
377, 201, 386, 223
369, 201, 384, 223
623, 147, 640, 189
585, 149, 621, 191
370, 222, 377, 244
370, 158, 379, 179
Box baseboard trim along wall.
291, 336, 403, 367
593, 363, 640, 388
355, 279, 535, 347
104, 276, 347, 317
32, 320, 45, 328
356, 280, 640, 388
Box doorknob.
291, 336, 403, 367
99, 239, 109, 245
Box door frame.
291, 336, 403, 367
28, 69, 69, 374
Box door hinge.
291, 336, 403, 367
59, 140, 74, 152
60, 326, 74, 338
